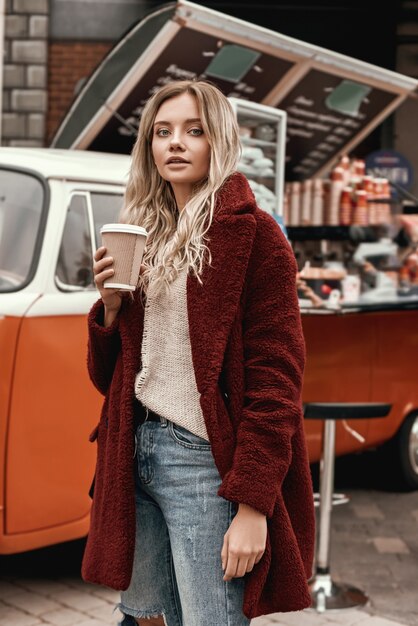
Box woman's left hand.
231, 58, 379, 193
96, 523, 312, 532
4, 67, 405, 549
221, 503, 267, 581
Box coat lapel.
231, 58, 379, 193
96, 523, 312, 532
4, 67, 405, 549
121, 173, 258, 400
187, 173, 257, 394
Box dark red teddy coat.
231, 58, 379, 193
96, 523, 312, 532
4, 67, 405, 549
82, 172, 315, 619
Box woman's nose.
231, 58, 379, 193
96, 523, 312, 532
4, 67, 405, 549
169, 132, 185, 149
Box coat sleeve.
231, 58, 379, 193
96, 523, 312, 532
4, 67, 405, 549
87, 298, 122, 395
217, 218, 306, 518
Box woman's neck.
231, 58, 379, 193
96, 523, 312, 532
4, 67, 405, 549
171, 182, 193, 212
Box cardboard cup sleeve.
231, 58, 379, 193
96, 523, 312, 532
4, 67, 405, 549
100, 223, 148, 291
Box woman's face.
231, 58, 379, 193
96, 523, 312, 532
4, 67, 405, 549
151, 92, 211, 192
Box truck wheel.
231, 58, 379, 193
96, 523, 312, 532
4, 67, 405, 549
387, 413, 418, 491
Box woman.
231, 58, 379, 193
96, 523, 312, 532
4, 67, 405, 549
84, 80, 315, 626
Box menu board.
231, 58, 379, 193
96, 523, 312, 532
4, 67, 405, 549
51, 0, 416, 182
89, 27, 294, 153
278, 69, 398, 181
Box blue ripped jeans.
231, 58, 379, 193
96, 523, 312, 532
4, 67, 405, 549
117, 414, 251, 626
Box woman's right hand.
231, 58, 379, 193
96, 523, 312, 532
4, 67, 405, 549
93, 247, 123, 315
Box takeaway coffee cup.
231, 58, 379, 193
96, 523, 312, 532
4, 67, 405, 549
100, 223, 147, 291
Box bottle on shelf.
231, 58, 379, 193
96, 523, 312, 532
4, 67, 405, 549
373, 178, 387, 224
352, 189, 368, 225
322, 180, 331, 225
311, 179, 324, 226
301, 179, 313, 225
283, 183, 290, 225
359, 175, 374, 223
339, 154, 351, 185
289, 181, 301, 226
339, 186, 353, 226
327, 166, 344, 225
353, 158, 366, 178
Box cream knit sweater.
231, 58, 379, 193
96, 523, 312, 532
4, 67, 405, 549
134, 266, 209, 441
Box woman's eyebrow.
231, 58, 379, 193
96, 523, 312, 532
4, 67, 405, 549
153, 118, 202, 126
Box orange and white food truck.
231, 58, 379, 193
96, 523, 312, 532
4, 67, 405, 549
2, 0, 418, 554
0, 149, 130, 553
2, 146, 417, 558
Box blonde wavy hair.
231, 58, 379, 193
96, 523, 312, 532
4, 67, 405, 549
119, 80, 241, 299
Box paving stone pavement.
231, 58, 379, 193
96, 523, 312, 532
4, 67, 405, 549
1, 458, 417, 626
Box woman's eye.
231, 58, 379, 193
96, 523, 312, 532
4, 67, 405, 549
189, 128, 203, 136
156, 128, 170, 137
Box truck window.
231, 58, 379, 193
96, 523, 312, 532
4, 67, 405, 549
90, 192, 123, 248
56, 194, 94, 290
0, 169, 44, 292
55, 191, 123, 292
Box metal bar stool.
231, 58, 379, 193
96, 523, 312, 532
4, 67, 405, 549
304, 402, 391, 612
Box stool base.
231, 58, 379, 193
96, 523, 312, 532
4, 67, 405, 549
309, 574, 368, 612
313, 492, 350, 508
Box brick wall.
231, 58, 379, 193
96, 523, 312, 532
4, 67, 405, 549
1, 1, 112, 146
47, 41, 112, 144
2, 0, 49, 146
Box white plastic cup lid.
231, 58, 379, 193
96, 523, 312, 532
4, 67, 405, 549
100, 223, 147, 236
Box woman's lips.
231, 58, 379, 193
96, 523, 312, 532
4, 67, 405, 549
166, 158, 190, 164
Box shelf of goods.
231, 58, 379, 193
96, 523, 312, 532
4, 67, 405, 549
287, 157, 418, 312
284, 157, 395, 230
229, 98, 286, 222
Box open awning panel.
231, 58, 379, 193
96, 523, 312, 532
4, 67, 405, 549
88, 27, 295, 154
280, 70, 398, 179
51, 0, 417, 181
